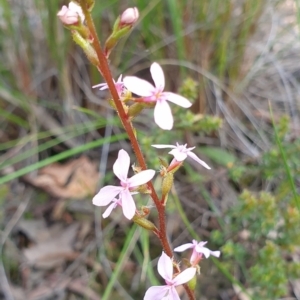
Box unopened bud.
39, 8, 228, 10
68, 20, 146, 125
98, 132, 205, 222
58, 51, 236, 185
161, 172, 174, 198
104, 7, 139, 58
72, 31, 99, 66
132, 215, 157, 232
136, 184, 151, 194
120, 7, 139, 27
57, 2, 84, 25
128, 103, 145, 119
108, 99, 117, 109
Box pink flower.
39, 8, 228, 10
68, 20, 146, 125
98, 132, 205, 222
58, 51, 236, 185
152, 143, 211, 169
92, 75, 124, 96
120, 7, 139, 26
123, 63, 192, 130
174, 240, 220, 265
57, 2, 85, 25
144, 252, 196, 300
93, 149, 155, 220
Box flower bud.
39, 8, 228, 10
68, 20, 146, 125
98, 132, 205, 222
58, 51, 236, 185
161, 172, 174, 199
128, 103, 145, 119
132, 215, 158, 232
120, 7, 139, 27
71, 31, 99, 66
57, 2, 84, 25
104, 7, 139, 58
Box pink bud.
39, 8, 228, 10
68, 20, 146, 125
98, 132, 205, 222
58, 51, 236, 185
120, 7, 139, 26
57, 2, 84, 25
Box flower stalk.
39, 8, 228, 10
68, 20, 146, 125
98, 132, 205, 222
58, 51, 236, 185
80, 3, 195, 299
57, 3, 221, 299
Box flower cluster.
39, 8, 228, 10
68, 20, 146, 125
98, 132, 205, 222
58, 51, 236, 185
58, 3, 221, 300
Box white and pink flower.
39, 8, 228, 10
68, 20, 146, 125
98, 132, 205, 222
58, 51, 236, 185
152, 143, 211, 169
123, 63, 192, 130
93, 149, 155, 220
144, 252, 196, 300
174, 240, 220, 265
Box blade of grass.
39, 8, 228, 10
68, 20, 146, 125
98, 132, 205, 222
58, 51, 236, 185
166, 0, 186, 76
0, 109, 29, 129
140, 230, 159, 286
0, 133, 126, 185
0, 120, 106, 170
295, 0, 300, 30
0, 119, 104, 152
101, 224, 141, 300
131, 230, 160, 286
269, 101, 300, 212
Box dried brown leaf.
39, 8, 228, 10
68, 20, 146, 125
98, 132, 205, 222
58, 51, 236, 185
24, 156, 100, 199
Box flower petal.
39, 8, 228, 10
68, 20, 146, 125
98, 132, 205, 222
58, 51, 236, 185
113, 149, 130, 182
163, 92, 192, 108
157, 252, 173, 281
99, 85, 109, 91
195, 245, 211, 258
210, 250, 221, 257
69, 1, 85, 22
144, 286, 169, 300
173, 267, 196, 286
128, 170, 155, 187
187, 152, 211, 169
120, 190, 136, 219
169, 286, 181, 300
150, 62, 165, 91
117, 74, 123, 82
102, 201, 118, 218
169, 149, 187, 161
93, 186, 122, 206
154, 100, 173, 130
190, 249, 199, 263
123, 76, 155, 97
92, 83, 107, 89
151, 144, 176, 149
174, 243, 194, 252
